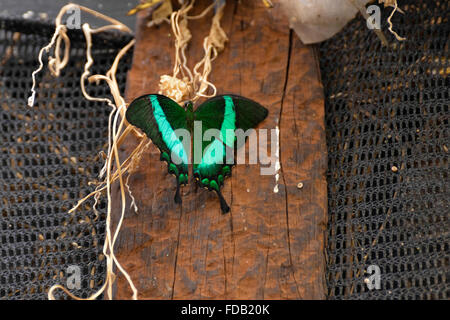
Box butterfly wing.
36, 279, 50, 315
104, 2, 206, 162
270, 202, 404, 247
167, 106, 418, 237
126, 94, 189, 204
194, 94, 268, 213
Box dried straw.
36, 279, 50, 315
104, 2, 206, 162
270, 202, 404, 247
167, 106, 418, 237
28, 0, 228, 300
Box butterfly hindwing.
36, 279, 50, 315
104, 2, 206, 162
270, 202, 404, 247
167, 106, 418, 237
125, 94, 189, 204
194, 95, 268, 213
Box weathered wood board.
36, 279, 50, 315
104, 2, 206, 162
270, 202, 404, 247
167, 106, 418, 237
112, 0, 327, 299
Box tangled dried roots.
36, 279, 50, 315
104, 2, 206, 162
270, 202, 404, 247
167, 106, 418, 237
29, 0, 229, 300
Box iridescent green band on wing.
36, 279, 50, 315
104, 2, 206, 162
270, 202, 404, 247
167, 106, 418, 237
195, 95, 236, 177
150, 95, 188, 167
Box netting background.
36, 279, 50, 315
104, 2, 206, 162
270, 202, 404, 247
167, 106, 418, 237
0, 18, 133, 299
319, 0, 449, 299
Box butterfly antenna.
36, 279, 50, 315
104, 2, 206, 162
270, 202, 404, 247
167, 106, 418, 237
174, 178, 182, 204
215, 189, 230, 214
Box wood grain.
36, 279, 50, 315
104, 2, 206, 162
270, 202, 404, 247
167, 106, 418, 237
112, 0, 327, 300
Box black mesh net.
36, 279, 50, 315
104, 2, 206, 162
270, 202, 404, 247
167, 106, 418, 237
0, 18, 133, 299
319, 0, 449, 299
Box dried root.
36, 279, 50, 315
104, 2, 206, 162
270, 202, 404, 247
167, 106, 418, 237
28, 3, 139, 300
28, 1, 228, 300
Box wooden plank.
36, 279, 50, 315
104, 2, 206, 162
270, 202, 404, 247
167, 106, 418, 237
112, 0, 327, 299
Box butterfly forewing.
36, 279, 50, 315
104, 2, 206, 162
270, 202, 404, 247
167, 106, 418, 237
125, 94, 190, 203
232, 94, 268, 133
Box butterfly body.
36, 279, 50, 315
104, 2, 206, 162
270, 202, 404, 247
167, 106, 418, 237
126, 94, 268, 214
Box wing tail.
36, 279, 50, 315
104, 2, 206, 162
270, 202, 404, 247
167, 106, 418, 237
215, 189, 230, 214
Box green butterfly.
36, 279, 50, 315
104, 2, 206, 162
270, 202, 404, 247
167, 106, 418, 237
125, 94, 268, 213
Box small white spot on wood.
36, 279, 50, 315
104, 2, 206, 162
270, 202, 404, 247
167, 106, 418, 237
273, 126, 280, 193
